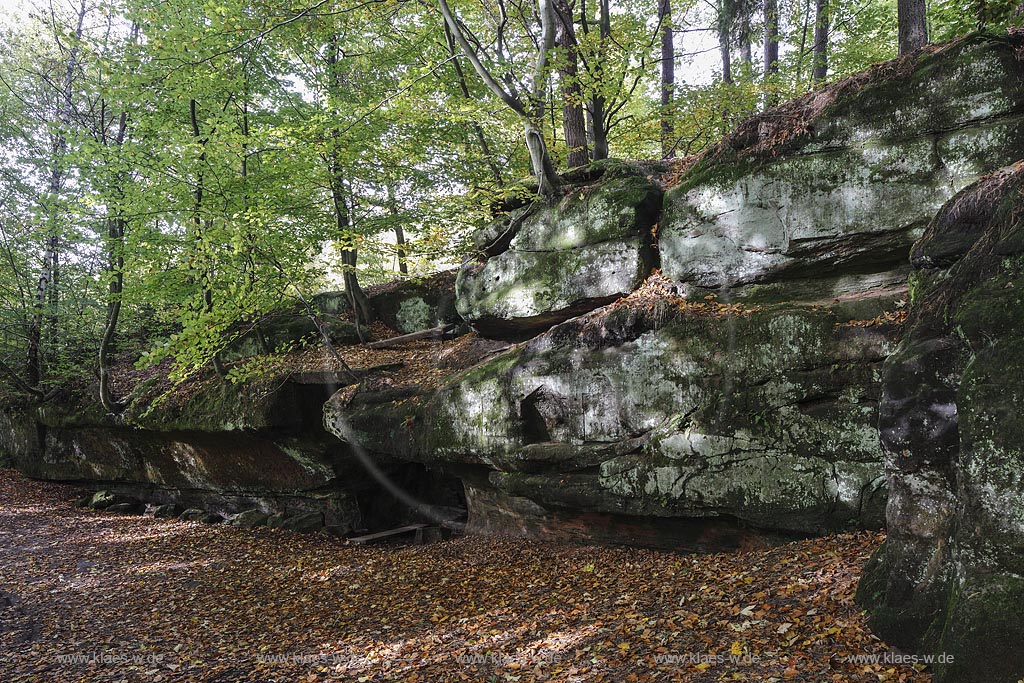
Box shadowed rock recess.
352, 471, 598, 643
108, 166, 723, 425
2, 34, 1024, 673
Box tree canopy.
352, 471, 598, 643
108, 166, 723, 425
0, 0, 1019, 405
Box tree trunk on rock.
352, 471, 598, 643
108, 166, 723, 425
438, 0, 562, 196
898, 0, 928, 55
554, 0, 589, 168
659, 0, 675, 158
763, 0, 779, 103
811, 0, 829, 83
584, 0, 611, 161
718, 0, 733, 84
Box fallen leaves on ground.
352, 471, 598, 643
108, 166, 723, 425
0, 469, 931, 683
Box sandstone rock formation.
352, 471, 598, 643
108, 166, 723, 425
455, 162, 661, 336
857, 162, 1024, 683
0, 376, 462, 534
660, 34, 1024, 298
330, 287, 900, 547
7, 34, 1024, 562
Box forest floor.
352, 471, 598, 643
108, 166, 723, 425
0, 468, 931, 683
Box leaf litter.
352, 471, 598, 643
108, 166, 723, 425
0, 469, 931, 683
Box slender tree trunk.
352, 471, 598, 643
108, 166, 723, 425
587, 99, 609, 160
811, 0, 829, 83
525, 121, 561, 191
330, 175, 372, 330
98, 216, 125, 412
659, 0, 675, 158
586, 0, 611, 160
26, 239, 56, 387
188, 99, 213, 314
26, 0, 87, 390
442, 23, 504, 185
554, 0, 589, 168
898, 0, 928, 54
795, 0, 811, 81
99, 109, 130, 413
763, 0, 780, 104
394, 226, 408, 276
326, 36, 372, 330
738, 7, 753, 71
719, 0, 734, 83
719, 31, 733, 84
386, 184, 408, 276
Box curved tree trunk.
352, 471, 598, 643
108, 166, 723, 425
98, 215, 125, 413
438, 0, 561, 197
525, 122, 560, 196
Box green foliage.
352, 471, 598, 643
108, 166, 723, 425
0, 0, 1001, 404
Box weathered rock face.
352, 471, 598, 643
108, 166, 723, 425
369, 270, 461, 335
455, 163, 661, 336
328, 35, 1024, 549
0, 377, 463, 535
317, 271, 462, 336
12, 34, 1024, 560
328, 288, 902, 547
857, 163, 1024, 683
660, 34, 1024, 298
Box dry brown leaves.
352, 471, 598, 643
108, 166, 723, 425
655, 157, 701, 190
620, 273, 763, 320
838, 310, 908, 329
0, 469, 932, 683
282, 327, 485, 394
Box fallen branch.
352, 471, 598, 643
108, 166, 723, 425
364, 324, 457, 350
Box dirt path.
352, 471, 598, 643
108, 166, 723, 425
0, 468, 929, 683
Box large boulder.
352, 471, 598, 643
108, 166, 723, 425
367, 270, 461, 335
219, 312, 362, 364
456, 162, 662, 336
660, 33, 1024, 298
857, 162, 1024, 683
329, 286, 902, 545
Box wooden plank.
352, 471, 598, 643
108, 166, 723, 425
348, 524, 427, 545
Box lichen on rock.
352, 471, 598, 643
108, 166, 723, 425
857, 161, 1024, 683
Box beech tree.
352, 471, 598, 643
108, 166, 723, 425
764, 0, 780, 92
554, 0, 589, 167
437, 0, 562, 196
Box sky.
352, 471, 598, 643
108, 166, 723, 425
0, 0, 28, 29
